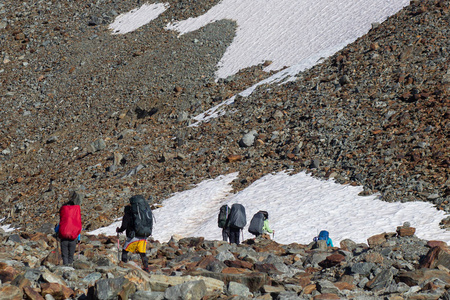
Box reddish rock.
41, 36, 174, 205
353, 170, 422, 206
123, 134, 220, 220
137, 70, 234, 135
23, 287, 45, 300
41, 249, 61, 266
221, 267, 249, 274
364, 252, 384, 263
427, 241, 448, 249
334, 281, 356, 291
0, 285, 23, 300
367, 233, 386, 247
195, 255, 217, 270
396, 269, 450, 287
226, 155, 243, 162
303, 284, 316, 294
253, 263, 279, 273
396, 226, 416, 237
11, 274, 31, 289
40, 282, 74, 300
319, 254, 345, 268
252, 239, 286, 255
0, 264, 18, 283
419, 246, 450, 269
224, 259, 253, 270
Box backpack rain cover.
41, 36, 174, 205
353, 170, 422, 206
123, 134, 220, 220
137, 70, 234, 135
59, 205, 82, 240
227, 204, 246, 229
248, 211, 264, 235
130, 195, 153, 237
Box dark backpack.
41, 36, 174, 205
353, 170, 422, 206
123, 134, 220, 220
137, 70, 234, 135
248, 212, 264, 236
227, 204, 246, 229
218, 205, 230, 228
318, 230, 329, 241
129, 195, 153, 237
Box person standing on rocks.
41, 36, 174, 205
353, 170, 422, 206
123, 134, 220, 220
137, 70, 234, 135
226, 204, 247, 245
218, 204, 231, 242
55, 191, 83, 266
116, 195, 153, 272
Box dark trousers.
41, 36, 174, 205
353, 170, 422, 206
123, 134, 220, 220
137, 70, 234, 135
122, 250, 149, 270
229, 227, 241, 245
60, 239, 77, 265
222, 227, 230, 242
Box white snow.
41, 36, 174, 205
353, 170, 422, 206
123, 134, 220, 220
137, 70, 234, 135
89, 171, 450, 245
50, 0, 450, 247
166, 0, 409, 79
109, 3, 169, 34
189, 48, 349, 127
0, 218, 16, 233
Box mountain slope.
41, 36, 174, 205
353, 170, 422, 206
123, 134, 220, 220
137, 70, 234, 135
0, 0, 448, 233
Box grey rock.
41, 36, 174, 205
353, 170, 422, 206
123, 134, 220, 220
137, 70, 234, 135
340, 239, 357, 252
276, 291, 304, 299
357, 277, 369, 288
164, 280, 207, 300
122, 164, 146, 178
239, 130, 257, 147
303, 252, 328, 268
365, 268, 394, 291
81, 272, 102, 285
310, 159, 320, 169
351, 262, 374, 275
7, 234, 21, 243
216, 250, 235, 262
226, 281, 252, 297
317, 280, 340, 294
131, 291, 164, 300
89, 138, 106, 153
94, 277, 129, 300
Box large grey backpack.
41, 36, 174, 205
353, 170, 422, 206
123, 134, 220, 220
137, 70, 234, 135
129, 195, 153, 237
227, 204, 246, 229
248, 211, 264, 236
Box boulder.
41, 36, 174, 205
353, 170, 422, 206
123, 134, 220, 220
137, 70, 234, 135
396, 269, 450, 287
40, 282, 74, 300
164, 280, 208, 300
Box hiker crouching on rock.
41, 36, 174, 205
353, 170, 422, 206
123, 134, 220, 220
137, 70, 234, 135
261, 211, 274, 237
249, 210, 274, 239
116, 195, 153, 272
314, 230, 334, 247
55, 191, 83, 266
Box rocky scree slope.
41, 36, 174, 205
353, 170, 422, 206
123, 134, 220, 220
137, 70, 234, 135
0, 0, 449, 233
1, 224, 450, 299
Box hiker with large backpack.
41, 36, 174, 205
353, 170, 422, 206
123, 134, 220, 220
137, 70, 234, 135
225, 203, 246, 245
116, 195, 153, 272
217, 204, 230, 242
55, 192, 83, 266
248, 210, 274, 238
313, 230, 334, 247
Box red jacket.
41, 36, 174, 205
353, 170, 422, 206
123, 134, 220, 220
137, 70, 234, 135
59, 205, 82, 240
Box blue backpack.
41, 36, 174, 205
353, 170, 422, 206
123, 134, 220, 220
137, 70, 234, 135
318, 230, 329, 241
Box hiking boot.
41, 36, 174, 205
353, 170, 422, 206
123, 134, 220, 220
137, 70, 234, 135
143, 267, 149, 273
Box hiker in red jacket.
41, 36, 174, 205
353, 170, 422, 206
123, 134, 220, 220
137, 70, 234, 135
55, 192, 83, 266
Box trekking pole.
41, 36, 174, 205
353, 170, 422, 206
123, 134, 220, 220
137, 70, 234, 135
77, 240, 81, 260
117, 232, 121, 263
56, 237, 61, 265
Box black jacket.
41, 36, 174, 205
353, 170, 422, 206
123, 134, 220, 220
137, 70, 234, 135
117, 205, 134, 238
